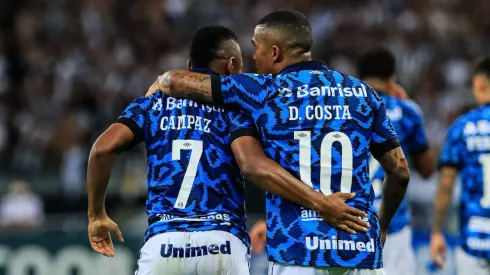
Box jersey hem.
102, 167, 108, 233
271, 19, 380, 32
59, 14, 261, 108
266, 258, 383, 269
145, 227, 250, 247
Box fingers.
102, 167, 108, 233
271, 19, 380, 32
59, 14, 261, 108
90, 241, 106, 255
113, 226, 125, 243
336, 192, 356, 200
430, 244, 446, 268
347, 207, 367, 218
342, 220, 369, 233
102, 239, 115, 257
336, 224, 356, 234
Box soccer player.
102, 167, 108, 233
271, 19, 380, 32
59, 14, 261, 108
431, 57, 490, 275
87, 25, 368, 275
358, 49, 435, 275
152, 11, 410, 275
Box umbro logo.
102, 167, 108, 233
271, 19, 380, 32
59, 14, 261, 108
310, 70, 323, 74
152, 98, 163, 111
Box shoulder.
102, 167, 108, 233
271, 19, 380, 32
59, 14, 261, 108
397, 99, 424, 120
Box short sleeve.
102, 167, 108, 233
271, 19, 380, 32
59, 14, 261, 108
117, 96, 152, 145
369, 90, 401, 157
211, 73, 274, 113
228, 111, 260, 143
438, 121, 464, 170
404, 103, 429, 156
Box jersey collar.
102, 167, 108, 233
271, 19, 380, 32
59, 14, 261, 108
278, 61, 329, 75
191, 68, 219, 76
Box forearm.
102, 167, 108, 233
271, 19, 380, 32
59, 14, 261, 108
432, 167, 457, 233
378, 173, 409, 230
158, 70, 213, 103
375, 147, 410, 231
87, 148, 116, 220
243, 158, 323, 211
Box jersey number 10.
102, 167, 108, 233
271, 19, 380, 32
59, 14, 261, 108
294, 131, 353, 195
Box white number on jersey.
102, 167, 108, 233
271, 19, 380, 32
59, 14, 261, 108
478, 154, 490, 208
172, 140, 203, 209
295, 131, 353, 195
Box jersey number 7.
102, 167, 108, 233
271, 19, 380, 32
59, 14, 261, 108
295, 131, 353, 195
172, 140, 203, 209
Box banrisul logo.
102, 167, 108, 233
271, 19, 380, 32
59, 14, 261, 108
161, 241, 231, 258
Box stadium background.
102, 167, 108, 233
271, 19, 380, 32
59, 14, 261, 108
0, 0, 488, 274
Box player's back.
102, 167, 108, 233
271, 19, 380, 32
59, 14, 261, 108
118, 89, 249, 245
253, 62, 399, 268
370, 95, 428, 234
440, 104, 490, 259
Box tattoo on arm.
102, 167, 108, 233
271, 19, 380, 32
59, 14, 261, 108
432, 167, 457, 233
376, 147, 409, 176
171, 71, 213, 103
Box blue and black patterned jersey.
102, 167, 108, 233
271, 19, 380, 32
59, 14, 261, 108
439, 104, 490, 259
211, 61, 400, 268
117, 69, 258, 246
370, 94, 428, 234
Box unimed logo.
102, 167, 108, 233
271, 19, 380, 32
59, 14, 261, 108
305, 236, 376, 252
160, 241, 231, 258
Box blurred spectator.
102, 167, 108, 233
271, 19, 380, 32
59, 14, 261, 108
0, 179, 44, 229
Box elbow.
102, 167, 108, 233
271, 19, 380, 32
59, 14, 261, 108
237, 157, 268, 182
395, 167, 411, 186
90, 142, 112, 160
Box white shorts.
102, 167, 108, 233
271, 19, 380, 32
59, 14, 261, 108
382, 226, 416, 275
268, 262, 386, 275
455, 247, 490, 275
136, 231, 250, 275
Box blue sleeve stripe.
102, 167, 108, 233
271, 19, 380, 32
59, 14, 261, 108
211, 75, 224, 106
370, 137, 401, 157
229, 128, 260, 144
117, 117, 144, 144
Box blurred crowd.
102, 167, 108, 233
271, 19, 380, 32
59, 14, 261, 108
0, 0, 489, 231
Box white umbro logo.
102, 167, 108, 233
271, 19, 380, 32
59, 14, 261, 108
152, 98, 163, 111
310, 70, 323, 75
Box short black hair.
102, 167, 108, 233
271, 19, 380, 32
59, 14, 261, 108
257, 10, 312, 52
474, 56, 490, 78
189, 25, 238, 68
358, 48, 396, 80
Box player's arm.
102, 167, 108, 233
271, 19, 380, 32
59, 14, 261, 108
87, 123, 136, 221
231, 136, 370, 234
148, 70, 270, 113
87, 97, 148, 257
375, 147, 410, 233
432, 166, 458, 233
430, 122, 462, 268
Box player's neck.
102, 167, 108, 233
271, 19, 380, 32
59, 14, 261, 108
274, 52, 312, 75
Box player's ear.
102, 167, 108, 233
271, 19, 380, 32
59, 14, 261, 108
271, 45, 281, 63
186, 59, 192, 71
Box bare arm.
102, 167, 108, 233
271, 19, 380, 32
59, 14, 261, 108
87, 123, 135, 221
432, 166, 458, 233
231, 136, 370, 233
148, 70, 214, 103
375, 146, 411, 231
413, 149, 436, 179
